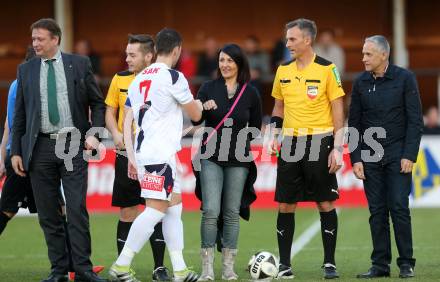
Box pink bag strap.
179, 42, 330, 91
203, 83, 248, 146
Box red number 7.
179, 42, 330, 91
139, 80, 152, 103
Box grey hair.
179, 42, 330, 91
286, 18, 317, 42
365, 35, 390, 54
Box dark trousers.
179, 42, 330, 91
29, 136, 92, 274
363, 158, 416, 270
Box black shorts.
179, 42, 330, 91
111, 153, 145, 207
275, 134, 339, 203
0, 155, 36, 213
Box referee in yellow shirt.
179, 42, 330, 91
105, 34, 170, 281
268, 19, 345, 279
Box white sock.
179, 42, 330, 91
163, 203, 186, 271
169, 250, 186, 272
115, 246, 136, 267
116, 207, 165, 266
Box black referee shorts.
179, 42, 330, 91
111, 152, 145, 207
275, 133, 339, 203
0, 155, 36, 213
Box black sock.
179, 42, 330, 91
320, 209, 338, 265
150, 222, 165, 269
117, 221, 133, 255
277, 212, 295, 267
0, 212, 11, 235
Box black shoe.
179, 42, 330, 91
399, 264, 415, 278
41, 273, 68, 282
152, 266, 172, 281
277, 264, 295, 279
356, 267, 390, 279
323, 263, 339, 279
74, 271, 109, 282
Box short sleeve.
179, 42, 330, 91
126, 76, 140, 108
327, 64, 345, 101
271, 67, 283, 100
170, 71, 193, 105
105, 74, 119, 108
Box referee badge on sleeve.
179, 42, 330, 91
307, 85, 318, 99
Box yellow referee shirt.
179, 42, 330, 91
105, 70, 135, 132
272, 54, 345, 136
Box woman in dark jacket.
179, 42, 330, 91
193, 44, 262, 280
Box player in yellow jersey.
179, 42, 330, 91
105, 34, 170, 281
268, 19, 345, 279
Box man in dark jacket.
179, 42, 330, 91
11, 18, 106, 282
348, 35, 423, 279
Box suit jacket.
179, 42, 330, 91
11, 52, 105, 171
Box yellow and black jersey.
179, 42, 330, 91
272, 54, 345, 136
105, 70, 135, 132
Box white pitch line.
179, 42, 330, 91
290, 209, 340, 259
290, 218, 321, 259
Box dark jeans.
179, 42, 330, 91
363, 158, 416, 270
29, 136, 92, 274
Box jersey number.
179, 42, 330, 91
139, 79, 152, 103
136, 79, 152, 152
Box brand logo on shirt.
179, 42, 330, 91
307, 85, 319, 99
141, 173, 165, 191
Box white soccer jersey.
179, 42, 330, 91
126, 62, 193, 167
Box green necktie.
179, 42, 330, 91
46, 59, 60, 125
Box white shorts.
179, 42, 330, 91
137, 161, 180, 201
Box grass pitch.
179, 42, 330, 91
0, 208, 439, 281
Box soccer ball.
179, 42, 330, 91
248, 251, 279, 280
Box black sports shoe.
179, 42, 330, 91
399, 264, 415, 278
356, 267, 390, 279
277, 264, 294, 279
152, 266, 172, 281
323, 263, 339, 279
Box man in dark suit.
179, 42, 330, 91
10, 18, 107, 282
348, 35, 423, 279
